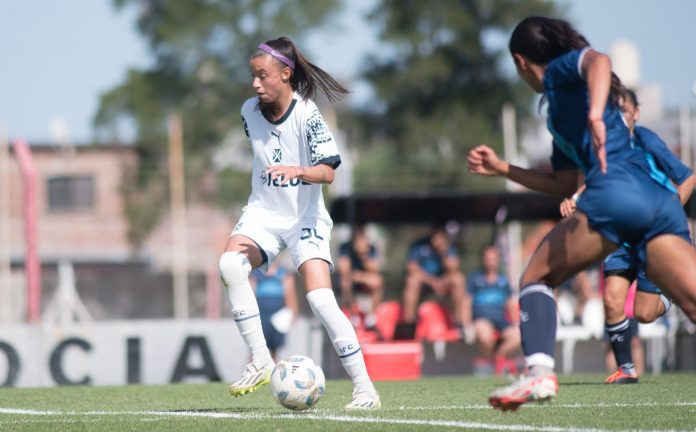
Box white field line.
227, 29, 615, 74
398, 401, 696, 410
0, 407, 694, 432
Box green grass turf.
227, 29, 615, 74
0, 373, 695, 431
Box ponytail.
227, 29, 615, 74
253, 37, 349, 102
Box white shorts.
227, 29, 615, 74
231, 208, 334, 272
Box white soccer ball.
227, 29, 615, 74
270, 355, 325, 411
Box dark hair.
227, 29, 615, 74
252, 37, 349, 102
622, 87, 639, 109
509, 16, 623, 105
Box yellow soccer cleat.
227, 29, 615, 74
229, 362, 273, 397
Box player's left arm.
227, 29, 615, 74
581, 48, 612, 174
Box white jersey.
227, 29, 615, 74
241, 94, 341, 226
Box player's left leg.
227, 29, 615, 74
290, 224, 380, 410
301, 259, 380, 410
489, 212, 616, 411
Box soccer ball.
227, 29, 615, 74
270, 355, 325, 411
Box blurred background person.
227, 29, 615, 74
465, 245, 520, 373
402, 225, 466, 328
337, 225, 384, 330
250, 261, 299, 361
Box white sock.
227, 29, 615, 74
219, 251, 273, 366
306, 288, 373, 390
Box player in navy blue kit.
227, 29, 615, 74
468, 16, 696, 410
465, 245, 520, 366
402, 226, 467, 328
560, 89, 695, 384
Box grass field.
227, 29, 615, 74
0, 374, 695, 431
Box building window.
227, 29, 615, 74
47, 175, 95, 211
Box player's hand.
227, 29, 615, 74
467, 145, 508, 176
559, 197, 577, 218
266, 165, 301, 186
589, 119, 607, 174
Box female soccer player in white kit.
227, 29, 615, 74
220, 36, 380, 410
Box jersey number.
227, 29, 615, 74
300, 228, 324, 241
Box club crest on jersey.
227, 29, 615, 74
272, 148, 282, 163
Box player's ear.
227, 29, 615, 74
281, 66, 292, 82
512, 53, 528, 70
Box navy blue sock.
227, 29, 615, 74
605, 318, 635, 374
519, 284, 557, 369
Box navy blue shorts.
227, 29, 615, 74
577, 162, 690, 268
603, 248, 661, 294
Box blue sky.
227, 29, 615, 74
0, 0, 695, 143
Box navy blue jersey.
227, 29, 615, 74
543, 48, 691, 264
338, 241, 377, 272
408, 237, 457, 277
545, 48, 646, 176
467, 270, 511, 323
634, 126, 691, 191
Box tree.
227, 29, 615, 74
95, 0, 343, 247
351, 0, 560, 193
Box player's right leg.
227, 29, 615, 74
220, 233, 275, 397
489, 212, 616, 411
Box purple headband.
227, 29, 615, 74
258, 43, 295, 70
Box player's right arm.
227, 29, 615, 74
468, 144, 580, 196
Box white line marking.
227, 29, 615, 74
398, 401, 696, 410
0, 407, 693, 432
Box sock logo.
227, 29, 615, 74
520, 311, 529, 322
233, 310, 247, 319
609, 334, 624, 343
339, 344, 354, 354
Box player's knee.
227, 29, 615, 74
633, 308, 657, 324
219, 251, 252, 287
603, 295, 624, 318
